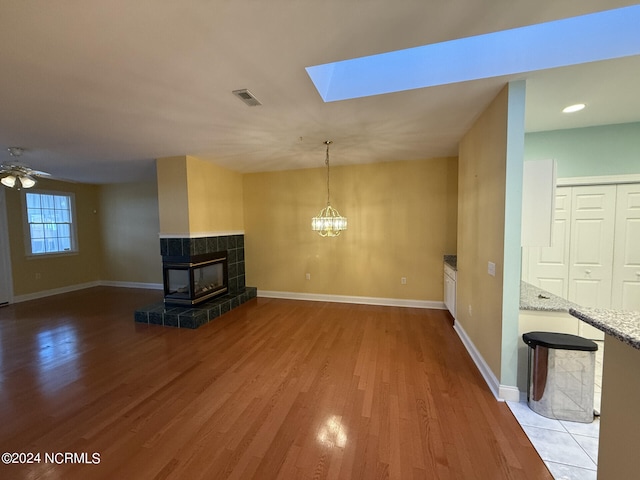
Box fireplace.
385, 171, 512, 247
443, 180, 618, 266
163, 251, 228, 306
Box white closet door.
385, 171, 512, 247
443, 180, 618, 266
525, 187, 572, 298
612, 183, 640, 311
568, 185, 616, 308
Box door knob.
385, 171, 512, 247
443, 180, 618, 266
585, 269, 592, 275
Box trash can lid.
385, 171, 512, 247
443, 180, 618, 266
522, 331, 598, 351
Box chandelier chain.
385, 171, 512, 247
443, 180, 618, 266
325, 141, 331, 206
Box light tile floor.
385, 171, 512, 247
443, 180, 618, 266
507, 341, 604, 480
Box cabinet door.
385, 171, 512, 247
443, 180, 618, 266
568, 185, 616, 308
443, 272, 456, 319
525, 187, 572, 298
612, 183, 640, 311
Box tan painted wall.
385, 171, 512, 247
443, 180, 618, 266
185, 155, 244, 234
597, 334, 640, 479
156, 156, 189, 235
98, 182, 162, 284
5, 178, 102, 296
156, 155, 244, 236
456, 85, 509, 378
243, 158, 458, 300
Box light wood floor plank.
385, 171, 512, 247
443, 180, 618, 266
0, 287, 552, 479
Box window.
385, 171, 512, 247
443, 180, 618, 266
24, 191, 77, 255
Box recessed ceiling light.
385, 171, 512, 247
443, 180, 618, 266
562, 103, 586, 113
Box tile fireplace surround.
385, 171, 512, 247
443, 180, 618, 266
134, 234, 256, 329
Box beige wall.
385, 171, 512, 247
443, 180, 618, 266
98, 182, 162, 284
597, 334, 640, 479
243, 158, 458, 301
5, 178, 102, 296
185, 156, 244, 234
456, 85, 509, 378
156, 155, 244, 235
156, 156, 190, 235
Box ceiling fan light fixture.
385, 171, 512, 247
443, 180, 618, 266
19, 175, 36, 188
1, 147, 50, 189
1, 174, 17, 188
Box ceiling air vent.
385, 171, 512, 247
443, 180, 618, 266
232, 89, 262, 107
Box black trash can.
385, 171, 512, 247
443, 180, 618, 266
522, 331, 598, 423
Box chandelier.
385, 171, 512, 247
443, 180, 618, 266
311, 141, 347, 237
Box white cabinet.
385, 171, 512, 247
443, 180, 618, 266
522, 159, 557, 247
444, 264, 456, 319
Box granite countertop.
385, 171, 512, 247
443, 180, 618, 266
569, 307, 640, 350
519, 281, 578, 312
443, 255, 457, 270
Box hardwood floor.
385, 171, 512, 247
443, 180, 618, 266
0, 287, 551, 479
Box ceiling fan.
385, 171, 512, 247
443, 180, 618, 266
0, 147, 51, 189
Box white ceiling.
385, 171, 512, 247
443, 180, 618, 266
1, 0, 639, 184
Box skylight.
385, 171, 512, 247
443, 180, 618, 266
306, 5, 640, 102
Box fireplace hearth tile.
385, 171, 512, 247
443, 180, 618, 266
220, 300, 231, 315
163, 311, 180, 327
207, 304, 221, 320
134, 286, 257, 329
178, 309, 208, 329
149, 311, 164, 325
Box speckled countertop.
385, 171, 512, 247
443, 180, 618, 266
443, 255, 457, 270
519, 282, 578, 312
569, 307, 640, 350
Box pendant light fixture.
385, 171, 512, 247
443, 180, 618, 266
311, 141, 347, 237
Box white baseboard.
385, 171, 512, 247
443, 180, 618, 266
258, 290, 445, 310
499, 385, 522, 403
11, 280, 162, 304
453, 321, 520, 402
13, 281, 102, 304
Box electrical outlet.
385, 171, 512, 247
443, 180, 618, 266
305, 273, 311, 280
488, 261, 496, 277
35, 273, 41, 280
401, 277, 407, 285
468, 304, 472, 316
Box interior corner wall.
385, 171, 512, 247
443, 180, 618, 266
156, 156, 190, 235
98, 182, 162, 284
156, 155, 245, 236
457, 85, 510, 380
185, 156, 244, 234
242, 157, 458, 301
5, 178, 102, 296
